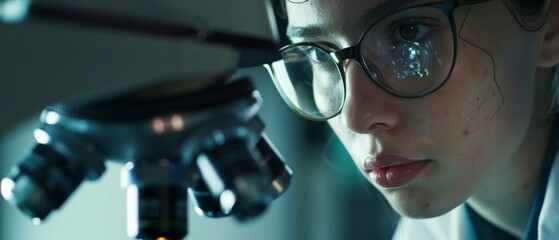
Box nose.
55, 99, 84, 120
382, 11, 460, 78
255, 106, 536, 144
340, 60, 399, 134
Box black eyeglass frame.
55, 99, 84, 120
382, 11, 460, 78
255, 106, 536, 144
271, 0, 492, 121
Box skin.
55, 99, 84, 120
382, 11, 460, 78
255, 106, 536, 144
286, 0, 559, 237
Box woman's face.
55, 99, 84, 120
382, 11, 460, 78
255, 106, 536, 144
286, 0, 543, 217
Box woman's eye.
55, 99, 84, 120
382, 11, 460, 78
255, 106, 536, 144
395, 22, 430, 42
308, 48, 331, 62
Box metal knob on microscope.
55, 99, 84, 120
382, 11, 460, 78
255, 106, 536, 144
1, 123, 105, 223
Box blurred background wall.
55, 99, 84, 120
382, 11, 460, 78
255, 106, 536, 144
0, 66, 398, 240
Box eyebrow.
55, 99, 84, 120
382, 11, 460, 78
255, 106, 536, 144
286, 0, 426, 40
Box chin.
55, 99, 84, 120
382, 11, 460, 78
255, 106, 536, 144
383, 188, 459, 219
391, 203, 446, 219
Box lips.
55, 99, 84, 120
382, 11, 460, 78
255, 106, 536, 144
363, 153, 430, 188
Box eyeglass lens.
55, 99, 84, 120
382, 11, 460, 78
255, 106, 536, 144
272, 5, 455, 120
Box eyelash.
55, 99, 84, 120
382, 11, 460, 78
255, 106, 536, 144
388, 17, 439, 41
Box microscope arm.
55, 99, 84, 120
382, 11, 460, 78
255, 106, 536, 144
0, 0, 279, 132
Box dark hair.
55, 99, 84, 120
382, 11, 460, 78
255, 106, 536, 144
506, 0, 550, 31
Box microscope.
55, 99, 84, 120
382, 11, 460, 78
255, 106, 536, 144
0, 0, 292, 239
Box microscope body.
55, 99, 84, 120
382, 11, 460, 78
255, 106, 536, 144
0, 0, 274, 133
0, 0, 292, 239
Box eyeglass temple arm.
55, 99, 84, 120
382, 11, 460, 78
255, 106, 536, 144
456, 0, 492, 6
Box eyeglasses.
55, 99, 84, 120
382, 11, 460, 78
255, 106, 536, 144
265, 0, 491, 121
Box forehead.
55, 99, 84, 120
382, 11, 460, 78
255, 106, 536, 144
286, 0, 345, 24
285, 0, 433, 43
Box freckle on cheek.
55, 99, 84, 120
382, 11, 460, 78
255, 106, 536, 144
405, 189, 415, 199
462, 129, 469, 137
422, 202, 431, 210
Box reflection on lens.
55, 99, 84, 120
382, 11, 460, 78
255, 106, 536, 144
272, 45, 344, 120
361, 6, 454, 97
391, 41, 430, 79
312, 69, 344, 118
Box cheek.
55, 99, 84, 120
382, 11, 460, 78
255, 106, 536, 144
422, 42, 503, 142
450, 2, 538, 126
313, 71, 345, 116
425, 14, 538, 179
427, 14, 537, 139
327, 116, 375, 174
455, 44, 504, 133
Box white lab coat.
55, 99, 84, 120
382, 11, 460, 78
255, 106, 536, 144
392, 150, 559, 240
